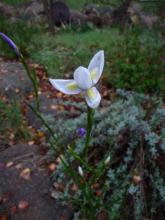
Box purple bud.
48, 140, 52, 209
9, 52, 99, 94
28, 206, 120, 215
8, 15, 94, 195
77, 128, 86, 138
0, 32, 20, 57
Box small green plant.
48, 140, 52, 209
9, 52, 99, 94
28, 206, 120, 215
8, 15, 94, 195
108, 27, 165, 95
0, 99, 30, 140
0, 15, 40, 58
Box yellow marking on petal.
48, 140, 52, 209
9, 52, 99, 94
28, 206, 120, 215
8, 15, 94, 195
87, 88, 95, 99
67, 82, 78, 91
90, 68, 97, 80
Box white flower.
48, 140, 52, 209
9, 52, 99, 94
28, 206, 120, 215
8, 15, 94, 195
49, 50, 104, 109
78, 166, 84, 177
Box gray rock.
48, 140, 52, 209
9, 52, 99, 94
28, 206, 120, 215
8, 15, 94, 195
70, 9, 88, 27
0, 144, 74, 220
0, 2, 17, 17
18, 0, 44, 24
26, 93, 60, 129
0, 59, 33, 99
52, 1, 70, 27
128, 4, 159, 28
83, 3, 114, 27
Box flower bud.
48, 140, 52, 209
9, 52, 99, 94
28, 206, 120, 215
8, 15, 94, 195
76, 128, 86, 138
104, 155, 111, 165
78, 166, 84, 177
0, 32, 20, 57
133, 175, 142, 184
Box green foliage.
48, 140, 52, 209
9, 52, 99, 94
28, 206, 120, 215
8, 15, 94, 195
1, 0, 30, 5
48, 91, 165, 219
28, 27, 119, 78
140, 0, 165, 15
86, 0, 121, 7
66, 0, 87, 10
1, 14, 163, 95
0, 15, 41, 57
0, 99, 30, 140
0, 13, 119, 77
108, 27, 165, 95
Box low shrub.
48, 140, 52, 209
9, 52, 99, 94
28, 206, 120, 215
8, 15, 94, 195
46, 90, 165, 219
107, 27, 165, 95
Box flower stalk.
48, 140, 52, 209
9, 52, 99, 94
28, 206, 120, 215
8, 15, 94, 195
20, 55, 40, 110
83, 106, 95, 160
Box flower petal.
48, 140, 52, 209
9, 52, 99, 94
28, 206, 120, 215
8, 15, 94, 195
88, 50, 104, 85
49, 79, 81, 95
85, 87, 101, 109
74, 66, 92, 90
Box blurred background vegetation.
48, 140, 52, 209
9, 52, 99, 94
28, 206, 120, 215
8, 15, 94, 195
0, 0, 164, 94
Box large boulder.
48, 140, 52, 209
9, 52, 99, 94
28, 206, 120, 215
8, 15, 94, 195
52, 1, 70, 27
0, 2, 18, 22
0, 59, 33, 99
128, 4, 159, 28
70, 9, 88, 27
99, 7, 114, 26
83, 3, 113, 27
18, 0, 44, 24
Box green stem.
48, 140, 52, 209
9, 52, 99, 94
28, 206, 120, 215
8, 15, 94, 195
28, 103, 57, 142
20, 55, 40, 110
83, 106, 95, 160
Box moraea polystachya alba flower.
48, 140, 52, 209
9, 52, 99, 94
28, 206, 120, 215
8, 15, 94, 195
49, 50, 104, 108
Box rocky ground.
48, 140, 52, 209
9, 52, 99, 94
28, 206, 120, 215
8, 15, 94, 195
0, 144, 74, 220
0, 57, 76, 220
